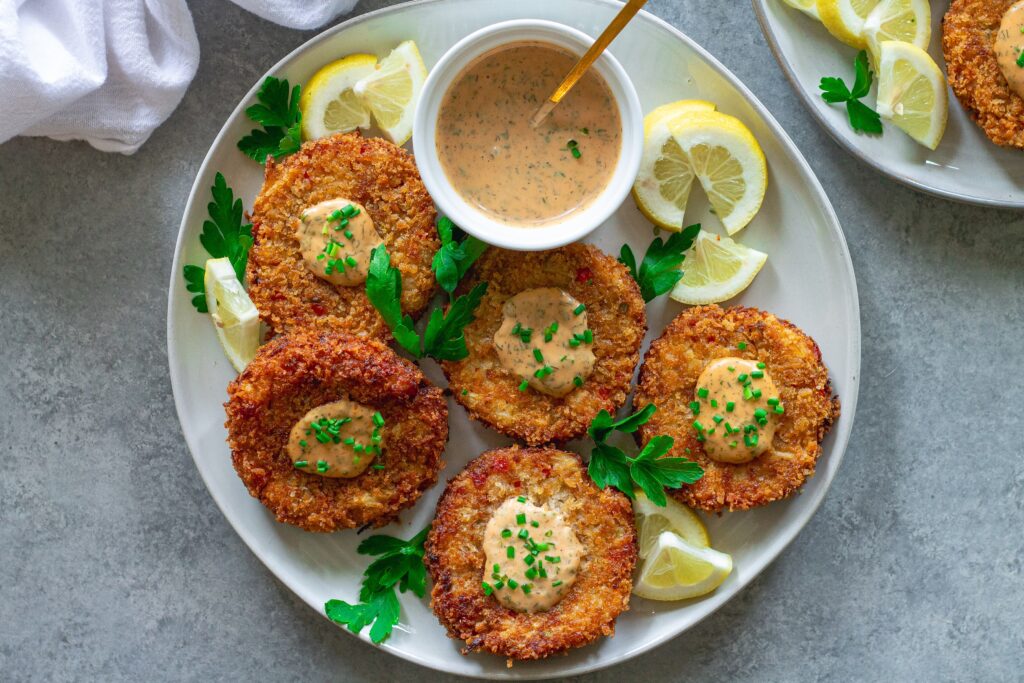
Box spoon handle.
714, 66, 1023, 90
531, 0, 647, 127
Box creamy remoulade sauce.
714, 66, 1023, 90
297, 199, 382, 286
286, 399, 384, 478
493, 287, 595, 397
481, 498, 583, 612
995, 1, 1024, 99
692, 357, 784, 464
435, 42, 622, 226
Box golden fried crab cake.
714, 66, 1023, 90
425, 446, 637, 662
246, 132, 440, 338
635, 305, 839, 512
442, 244, 646, 445
942, 0, 1024, 149
225, 329, 447, 532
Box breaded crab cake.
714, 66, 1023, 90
635, 305, 839, 512
225, 329, 448, 532
246, 132, 440, 338
425, 446, 637, 662
442, 244, 646, 445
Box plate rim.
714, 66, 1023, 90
750, 0, 1024, 210
166, 0, 863, 677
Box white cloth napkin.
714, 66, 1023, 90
0, 0, 358, 154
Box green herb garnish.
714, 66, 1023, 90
238, 76, 302, 163
586, 405, 704, 506
619, 223, 701, 302
324, 525, 430, 644
181, 172, 254, 313
819, 50, 883, 135
431, 216, 488, 296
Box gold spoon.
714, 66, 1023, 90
531, 0, 648, 127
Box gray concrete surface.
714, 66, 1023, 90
1, 0, 1022, 680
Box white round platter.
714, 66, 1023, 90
752, 0, 1024, 209
167, 0, 861, 677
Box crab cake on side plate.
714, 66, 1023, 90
225, 329, 447, 532
635, 305, 839, 512
425, 446, 637, 663
942, 0, 1024, 149
247, 132, 440, 338
442, 244, 646, 445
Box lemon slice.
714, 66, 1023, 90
633, 531, 733, 601
632, 490, 709, 559
633, 100, 717, 230
300, 54, 377, 140
204, 257, 260, 372
863, 0, 931, 65
670, 231, 768, 305
670, 111, 767, 235
817, 0, 882, 48
781, 0, 821, 20
353, 40, 428, 146
875, 40, 948, 150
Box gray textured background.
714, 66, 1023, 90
1, 0, 1022, 680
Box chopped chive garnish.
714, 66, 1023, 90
507, 578, 518, 589
511, 322, 521, 335
710, 399, 718, 408
533, 348, 544, 363
372, 412, 385, 427
583, 329, 593, 343
294, 460, 307, 468
573, 303, 586, 315
517, 495, 527, 503
726, 401, 735, 412
767, 397, 779, 405
516, 513, 526, 525
518, 529, 529, 539
757, 362, 766, 369
501, 529, 512, 538
507, 547, 515, 559
316, 460, 329, 473
524, 555, 535, 566
737, 374, 748, 383
573, 375, 584, 388
713, 415, 724, 424
751, 370, 764, 379
482, 582, 493, 595
690, 401, 701, 414
571, 147, 581, 159
518, 378, 529, 391
552, 580, 563, 587
697, 387, 709, 398
522, 584, 532, 594
530, 520, 539, 528
775, 405, 785, 414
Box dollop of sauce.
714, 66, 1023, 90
286, 399, 384, 478
481, 497, 583, 612
493, 288, 595, 397
691, 357, 784, 464
995, 1, 1024, 99
296, 199, 382, 287
435, 42, 622, 227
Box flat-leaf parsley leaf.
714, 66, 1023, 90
181, 172, 253, 313
819, 50, 883, 135
619, 223, 701, 302
431, 217, 488, 296
325, 526, 430, 644
587, 405, 703, 506
238, 76, 303, 163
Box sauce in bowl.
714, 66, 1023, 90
435, 41, 622, 227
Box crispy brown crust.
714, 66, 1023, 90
246, 132, 441, 338
225, 330, 448, 532
635, 305, 840, 512
942, 0, 1024, 148
441, 244, 646, 445
425, 446, 637, 662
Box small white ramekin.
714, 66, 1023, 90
413, 19, 643, 251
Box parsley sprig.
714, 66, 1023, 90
819, 50, 883, 135
366, 221, 488, 361
619, 223, 701, 302
181, 172, 253, 313
238, 76, 303, 163
325, 526, 430, 644
587, 404, 704, 506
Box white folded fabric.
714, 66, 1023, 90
0, 0, 358, 154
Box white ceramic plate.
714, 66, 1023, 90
752, 0, 1024, 208
167, 0, 861, 677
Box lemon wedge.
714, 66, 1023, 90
781, 0, 821, 20
670, 111, 767, 235
817, 0, 882, 48
863, 0, 931, 65
633, 100, 717, 230
204, 257, 260, 373
875, 40, 948, 150
632, 490, 709, 559
633, 531, 733, 601
670, 230, 767, 305
300, 54, 377, 140
353, 40, 428, 146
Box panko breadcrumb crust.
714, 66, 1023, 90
246, 132, 440, 338
635, 305, 839, 512
425, 446, 637, 663
442, 245, 647, 445
225, 330, 448, 532
943, 0, 1024, 149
